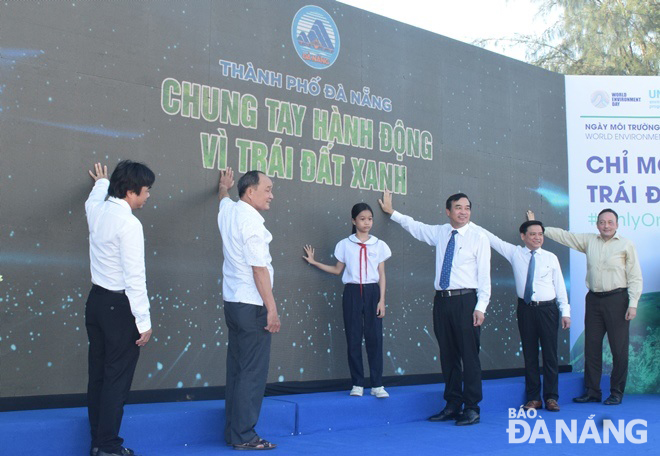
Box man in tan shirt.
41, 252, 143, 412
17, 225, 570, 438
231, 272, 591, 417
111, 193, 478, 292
528, 209, 642, 406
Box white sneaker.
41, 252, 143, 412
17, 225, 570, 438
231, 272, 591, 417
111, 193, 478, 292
371, 386, 389, 398
350, 385, 364, 396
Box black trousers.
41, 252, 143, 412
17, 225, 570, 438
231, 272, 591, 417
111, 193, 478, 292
433, 291, 482, 413
342, 283, 383, 388
517, 299, 559, 402
85, 285, 140, 453
223, 301, 272, 445
584, 290, 630, 399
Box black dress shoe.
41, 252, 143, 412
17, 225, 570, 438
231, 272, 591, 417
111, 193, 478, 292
573, 394, 601, 403
98, 448, 136, 456
428, 407, 461, 422
456, 409, 480, 426
604, 395, 622, 405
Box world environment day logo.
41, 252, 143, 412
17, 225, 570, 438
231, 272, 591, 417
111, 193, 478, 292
591, 90, 610, 108
292, 5, 340, 69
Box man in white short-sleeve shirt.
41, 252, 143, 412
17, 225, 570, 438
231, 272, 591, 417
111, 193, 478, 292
217, 168, 280, 451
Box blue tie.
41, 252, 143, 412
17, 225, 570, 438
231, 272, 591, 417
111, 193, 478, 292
439, 230, 458, 290
524, 250, 536, 303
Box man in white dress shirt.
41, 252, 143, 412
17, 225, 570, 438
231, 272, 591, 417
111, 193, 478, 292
217, 168, 281, 450
85, 161, 154, 456
379, 191, 490, 426
473, 220, 570, 412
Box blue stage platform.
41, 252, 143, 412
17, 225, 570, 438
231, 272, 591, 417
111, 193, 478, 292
1, 373, 657, 455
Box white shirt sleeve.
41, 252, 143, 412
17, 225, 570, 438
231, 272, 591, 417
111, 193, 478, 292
472, 223, 516, 263
474, 231, 492, 313
390, 211, 441, 246
379, 240, 392, 263
119, 220, 151, 333
552, 254, 570, 317
85, 178, 109, 217
334, 240, 346, 264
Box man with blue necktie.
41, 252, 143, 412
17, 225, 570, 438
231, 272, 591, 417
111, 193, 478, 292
472, 219, 570, 412
379, 191, 491, 426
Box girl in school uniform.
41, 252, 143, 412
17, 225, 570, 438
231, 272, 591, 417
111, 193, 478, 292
303, 203, 392, 398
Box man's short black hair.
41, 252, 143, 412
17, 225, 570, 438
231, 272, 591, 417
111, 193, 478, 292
445, 193, 471, 210
238, 170, 265, 198
598, 208, 619, 220
519, 220, 545, 234
108, 160, 155, 198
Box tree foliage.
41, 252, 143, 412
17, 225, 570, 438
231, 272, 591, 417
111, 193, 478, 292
479, 0, 659, 75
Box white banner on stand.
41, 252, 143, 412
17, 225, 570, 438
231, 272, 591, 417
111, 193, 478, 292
564, 75, 659, 350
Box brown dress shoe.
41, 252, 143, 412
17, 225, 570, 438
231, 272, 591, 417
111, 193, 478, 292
522, 400, 542, 410
545, 399, 560, 412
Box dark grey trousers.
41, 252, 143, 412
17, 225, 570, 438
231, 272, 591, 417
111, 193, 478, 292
223, 301, 271, 445
517, 299, 559, 402
584, 290, 630, 399
433, 291, 482, 413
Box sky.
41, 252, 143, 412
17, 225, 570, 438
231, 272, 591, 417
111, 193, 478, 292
337, 0, 561, 62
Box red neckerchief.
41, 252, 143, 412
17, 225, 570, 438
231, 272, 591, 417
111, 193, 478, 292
357, 242, 367, 295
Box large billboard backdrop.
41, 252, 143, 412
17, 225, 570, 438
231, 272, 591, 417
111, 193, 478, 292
0, 1, 568, 398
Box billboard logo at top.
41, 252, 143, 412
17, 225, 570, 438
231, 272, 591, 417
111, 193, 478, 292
591, 89, 644, 108
591, 90, 610, 108
292, 5, 340, 69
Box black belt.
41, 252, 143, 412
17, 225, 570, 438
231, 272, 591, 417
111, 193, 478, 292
518, 297, 556, 307
590, 288, 627, 298
436, 288, 476, 298
92, 284, 125, 295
